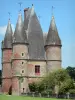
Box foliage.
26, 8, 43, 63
59, 79, 74, 94
0, 70, 2, 85
69, 89, 75, 94
29, 82, 46, 93
37, 82, 45, 93
66, 66, 75, 80
39, 69, 74, 94
29, 82, 37, 92
28, 69, 75, 94
41, 90, 48, 96
45, 89, 53, 95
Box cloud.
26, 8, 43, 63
0, 24, 15, 35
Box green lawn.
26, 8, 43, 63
0, 94, 71, 100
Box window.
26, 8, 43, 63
22, 53, 24, 56
35, 65, 40, 74
22, 70, 24, 73
23, 88, 24, 93
22, 62, 24, 64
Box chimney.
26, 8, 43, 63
24, 7, 29, 19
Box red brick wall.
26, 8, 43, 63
3, 49, 12, 62
2, 63, 12, 78
2, 79, 12, 94
12, 77, 19, 95
2, 49, 12, 94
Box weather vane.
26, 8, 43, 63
8, 12, 11, 20
52, 6, 55, 16
18, 2, 22, 12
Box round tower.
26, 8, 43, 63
12, 12, 29, 95
45, 15, 62, 72
2, 19, 13, 94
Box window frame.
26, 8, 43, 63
35, 65, 40, 75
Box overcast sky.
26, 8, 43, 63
0, 0, 75, 69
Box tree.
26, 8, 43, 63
66, 66, 75, 80
28, 69, 74, 94
29, 82, 37, 92
0, 70, 2, 85
40, 69, 74, 94
29, 82, 45, 93
59, 78, 74, 94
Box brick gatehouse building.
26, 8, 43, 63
1, 5, 62, 95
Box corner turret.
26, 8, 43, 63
2, 19, 13, 94
45, 15, 62, 72
12, 12, 29, 95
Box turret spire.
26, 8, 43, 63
13, 12, 28, 44
27, 5, 45, 60
45, 15, 61, 46
8, 12, 11, 20
3, 19, 13, 48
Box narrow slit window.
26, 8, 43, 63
22, 62, 24, 64
22, 53, 24, 56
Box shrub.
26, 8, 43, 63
41, 91, 48, 96
69, 89, 75, 94
29, 82, 37, 92
45, 89, 53, 95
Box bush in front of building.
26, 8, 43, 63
28, 69, 75, 96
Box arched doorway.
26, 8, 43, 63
8, 85, 12, 95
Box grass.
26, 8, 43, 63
0, 94, 70, 100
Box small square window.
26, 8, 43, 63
22, 70, 24, 73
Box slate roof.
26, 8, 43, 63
24, 8, 31, 31
25, 6, 45, 60
13, 13, 28, 44
3, 19, 13, 49
45, 16, 61, 46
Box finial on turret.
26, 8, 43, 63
51, 6, 54, 16
32, 4, 33, 6
8, 12, 11, 20
18, 2, 22, 13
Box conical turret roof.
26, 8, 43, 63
45, 15, 61, 46
3, 19, 13, 49
13, 13, 28, 44
27, 5, 45, 60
